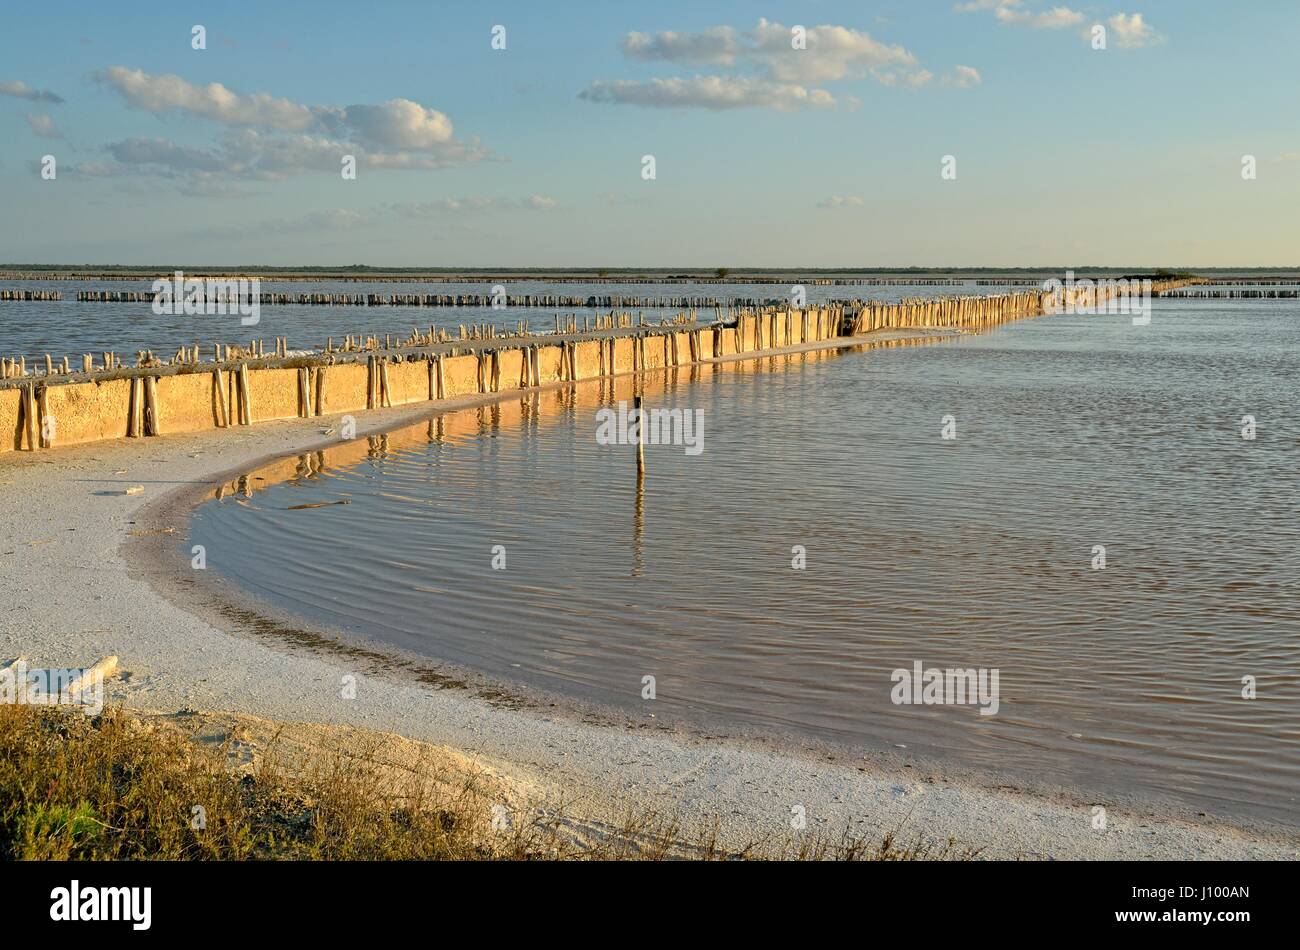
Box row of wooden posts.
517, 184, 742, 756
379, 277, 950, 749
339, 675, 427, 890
1, 309, 702, 382
9, 283, 1193, 452
7, 304, 839, 450
0, 290, 62, 300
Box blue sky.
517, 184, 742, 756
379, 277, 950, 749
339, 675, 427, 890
1, 1, 1297, 267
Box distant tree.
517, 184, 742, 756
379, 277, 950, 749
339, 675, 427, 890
715, 267, 730, 279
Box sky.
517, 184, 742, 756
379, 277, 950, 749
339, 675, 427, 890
1, 1, 1297, 268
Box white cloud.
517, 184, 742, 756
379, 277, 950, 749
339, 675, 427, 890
623, 27, 741, 66
341, 99, 455, 150
92, 66, 486, 166
83, 126, 489, 193
959, 2, 1086, 30
996, 5, 1085, 28
584, 18, 922, 111
580, 76, 835, 111
945, 64, 983, 87
618, 19, 916, 83
818, 195, 864, 208
84, 67, 489, 188
0, 80, 64, 103
748, 18, 916, 82
106, 137, 230, 172
24, 113, 62, 138
1106, 12, 1161, 48
94, 66, 318, 129
962, 3, 1160, 51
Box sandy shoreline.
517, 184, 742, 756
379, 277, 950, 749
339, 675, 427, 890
2, 328, 1295, 860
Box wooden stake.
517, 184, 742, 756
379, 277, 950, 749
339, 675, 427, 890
37, 385, 51, 447
127, 378, 143, 438
213, 369, 229, 428
634, 394, 645, 478
21, 384, 37, 451
143, 375, 160, 436
238, 363, 252, 425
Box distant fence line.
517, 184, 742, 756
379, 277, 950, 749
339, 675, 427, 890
3, 273, 862, 285
1158, 289, 1300, 298
0, 290, 62, 300
63, 290, 785, 309
0, 271, 1196, 286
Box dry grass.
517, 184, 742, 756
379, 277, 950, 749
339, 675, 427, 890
0, 704, 979, 861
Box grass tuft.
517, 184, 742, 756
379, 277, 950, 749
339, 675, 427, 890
0, 704, 978, 861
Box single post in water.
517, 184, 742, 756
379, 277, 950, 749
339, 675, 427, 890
634, 394, 646, 479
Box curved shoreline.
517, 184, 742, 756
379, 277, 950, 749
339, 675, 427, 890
3, 328, 1296, 859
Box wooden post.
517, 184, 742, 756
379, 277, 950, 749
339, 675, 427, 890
315, 366, 326, 416
36, 385, 50, 448
127, 377, 143, 438
213, 369, 229, 428
297, 367, 312, 417
238, 363, 252, 425
21, 384, 37, 451
143, 375, 160, 435
634, 394, 645, 478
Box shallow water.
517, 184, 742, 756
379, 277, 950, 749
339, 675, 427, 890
187, 301, 1300, 826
